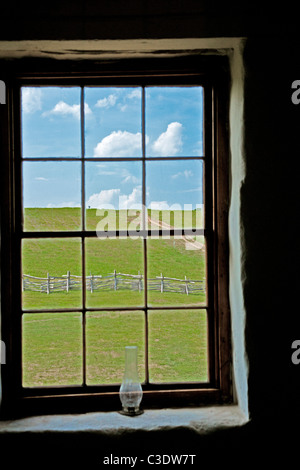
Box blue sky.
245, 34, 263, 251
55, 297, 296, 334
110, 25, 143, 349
21, 86, 203, 210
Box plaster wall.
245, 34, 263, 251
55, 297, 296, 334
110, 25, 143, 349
228, 41, 248, 417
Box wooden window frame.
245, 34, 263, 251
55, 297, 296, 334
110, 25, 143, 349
0, 56, 231, 418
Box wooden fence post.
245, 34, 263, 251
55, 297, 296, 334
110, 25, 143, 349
185, 275, 189, 295
90, 272, 93, 293
47, 273, 50, 294
66, 271, 70, 292
23, 270, 205, 297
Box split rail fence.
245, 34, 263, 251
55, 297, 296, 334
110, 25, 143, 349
22, 271, 205, 296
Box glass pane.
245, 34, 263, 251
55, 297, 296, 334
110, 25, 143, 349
86, 311, 145, 385
84, 87, 142, 158
85, 238, 144, 308
22, 161, 81, 231
145, 86, 203, 157
85, 161, 142, 231
146, 159, 204, 231
22, 313, 82, 387
22, 238, 82, 310
148, 309, 208, 383
21, 87, 81, 158
147, 238, 206, 307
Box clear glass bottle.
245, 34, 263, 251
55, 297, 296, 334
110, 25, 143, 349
119, 346, 143, 416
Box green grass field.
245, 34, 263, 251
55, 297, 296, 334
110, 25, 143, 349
23, 207, 203, 232
22, 208, 208, 387
22, 310, 208, 387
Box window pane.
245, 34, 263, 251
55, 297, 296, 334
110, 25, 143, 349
84, 87, 142, 158
145, 86, 203, 157
21, 87, 81, 158
85, 238, 144, 308
146, 159, 204, 231
85, 161, 142, 231
22, 238, 82, 310
22, 313, 82, 387
86, 311, 145, 385
147, 237, 206, 307
22, 161, 81, 231
148, 309, 208, 383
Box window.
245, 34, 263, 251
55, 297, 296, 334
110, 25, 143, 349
1, 58, 231, 417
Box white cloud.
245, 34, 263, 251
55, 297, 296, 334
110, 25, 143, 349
97, 170, 117, 176
94, 165, 140, 183
127, 89, 142, 100
149, 201, 169, 210
35, 176, 48, 181
171, 170, 193, 179
93, 130, 143, 158
152, 122, 182, 156
84, 103, 93, 116
22, 88, 42, 114
43, 101, 92, 119
180, 186, 202, 193
95, 163, 116, 176
117, 89, 141, 112
119, 186, 142, 210
95, 163, 109, 169
121, 168, 140, 184
122, 174, 140, 184
95, 94, 117, 108
87, 188, 120, 209
86, 187, 142, 210
119, 104, 128, 112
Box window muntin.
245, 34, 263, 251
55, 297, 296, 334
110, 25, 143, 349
6, 68, 230, 413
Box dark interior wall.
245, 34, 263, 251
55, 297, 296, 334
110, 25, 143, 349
242, 38, 300, 426
0, 0, 299, 464
0, 1, 298, 40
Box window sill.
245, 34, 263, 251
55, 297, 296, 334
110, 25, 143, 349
0, 405, 249, 465
0, 404, 247, 435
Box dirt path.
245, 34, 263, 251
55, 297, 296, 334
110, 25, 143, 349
147, 216, 204, 251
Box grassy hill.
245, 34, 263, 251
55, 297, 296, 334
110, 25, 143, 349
21, 208, 208, 387
22, 208, 206, 309
23, 207, 203, 232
